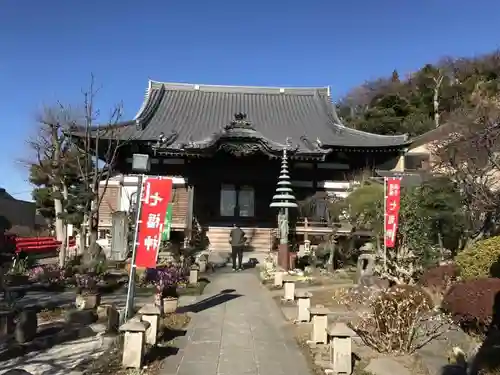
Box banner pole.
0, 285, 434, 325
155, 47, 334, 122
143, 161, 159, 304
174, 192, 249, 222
383, 177, 387, 272
124, 174, 145, 320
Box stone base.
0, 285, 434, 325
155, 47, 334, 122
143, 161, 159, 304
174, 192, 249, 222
99, 332, 121, 347
278, 244, 289, 270
75, 293, 101, 310
163, 298, 179, 314
65, 309, 98, 325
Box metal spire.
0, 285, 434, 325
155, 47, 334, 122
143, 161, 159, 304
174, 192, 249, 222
270, 140, 298, 209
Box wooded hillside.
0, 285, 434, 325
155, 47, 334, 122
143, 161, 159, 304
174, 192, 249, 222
337, 50, 500, 137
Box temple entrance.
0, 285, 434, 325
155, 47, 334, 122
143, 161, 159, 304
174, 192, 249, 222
220, 184, 255, 218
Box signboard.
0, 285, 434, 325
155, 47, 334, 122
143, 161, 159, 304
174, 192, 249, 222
135, 178, 173, 268
384, 178, 401, 248
162, 203, 173, 241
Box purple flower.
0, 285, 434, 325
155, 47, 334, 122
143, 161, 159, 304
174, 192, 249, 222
28, 266, 45, 281
75, 274, 98, 291
147, 264, 186, 294
27, 264, 64, 283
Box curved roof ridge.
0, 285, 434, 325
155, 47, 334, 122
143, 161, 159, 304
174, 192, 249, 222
325, 98, 409, 142
338, 123, 409, 141
148, 79, 329, 95
134, 80, 154, 120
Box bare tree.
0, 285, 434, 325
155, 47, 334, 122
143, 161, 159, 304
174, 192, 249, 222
433, 73, 444, 128
432, 82, 500, 246
25, 75, 131, 264
67, 75, 130, 251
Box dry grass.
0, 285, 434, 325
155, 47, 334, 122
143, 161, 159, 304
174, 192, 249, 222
309, 287, 353, 309
292, 322, 428, 375
37, 307, 67, 322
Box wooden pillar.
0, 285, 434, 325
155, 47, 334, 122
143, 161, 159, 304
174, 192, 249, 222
184, 184, 194, 247
304, 217, 309, 242
312, 162, 318, 190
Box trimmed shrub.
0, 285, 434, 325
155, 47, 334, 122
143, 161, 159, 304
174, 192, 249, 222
419, 263, 459, 289
455, 236, 500, 280
442, 278, 500, 334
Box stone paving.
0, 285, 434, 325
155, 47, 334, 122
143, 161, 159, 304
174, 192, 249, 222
161, 270, 311, 375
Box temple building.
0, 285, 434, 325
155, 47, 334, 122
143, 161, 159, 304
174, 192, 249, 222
72, 81, 410, 255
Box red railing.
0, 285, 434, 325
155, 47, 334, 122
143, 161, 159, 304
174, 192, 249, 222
9, 236, 77, 253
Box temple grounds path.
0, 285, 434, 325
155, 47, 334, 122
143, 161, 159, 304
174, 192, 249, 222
161, 270, 311, 375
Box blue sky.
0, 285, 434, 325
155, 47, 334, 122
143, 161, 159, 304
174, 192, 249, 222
1, 0, 499, 202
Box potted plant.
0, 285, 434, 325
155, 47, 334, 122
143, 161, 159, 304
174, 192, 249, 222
155, 265, 184, 314
5, 257, 30, 286
75, 274, 101, 309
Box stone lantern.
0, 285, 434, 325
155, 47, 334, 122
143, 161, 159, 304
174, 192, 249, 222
270, 140, 298, 270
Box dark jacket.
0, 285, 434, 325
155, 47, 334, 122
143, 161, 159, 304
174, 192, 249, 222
229, 227, 245, 247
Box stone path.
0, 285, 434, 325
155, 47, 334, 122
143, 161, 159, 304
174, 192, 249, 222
162, 270, 311, 375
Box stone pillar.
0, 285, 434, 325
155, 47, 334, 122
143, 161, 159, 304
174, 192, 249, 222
327, 322, 355, 374
15, 308, 37, 343
274, 270, 284, 288
356, 251, 375, 285
0, 310, 15, 338
278, 243, 289, 270
119, 318, 150, 369
189, 266, 199, 285
105, 305, 120, 334
198, 260, 207, 273
296, 291, 312, 322
138, 304, 162, 346
282, 276, 296, 301
308, 305, 331, 344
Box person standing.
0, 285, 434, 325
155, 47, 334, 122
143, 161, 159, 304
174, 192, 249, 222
229, 224, 245, 271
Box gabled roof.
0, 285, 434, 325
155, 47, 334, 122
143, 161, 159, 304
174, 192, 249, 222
73, 80, 410, 154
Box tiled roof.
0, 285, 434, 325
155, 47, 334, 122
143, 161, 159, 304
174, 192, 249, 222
76, 81, 410, 150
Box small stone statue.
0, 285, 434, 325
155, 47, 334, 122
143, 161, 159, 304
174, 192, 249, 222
278, 211, 288, 243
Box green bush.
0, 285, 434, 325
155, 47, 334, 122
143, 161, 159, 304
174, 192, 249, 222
455, 236, 500, 280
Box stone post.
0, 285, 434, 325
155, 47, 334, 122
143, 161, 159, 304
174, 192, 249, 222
296, 291, 312, 322
308, 305, 331, 344
327, 322, 355, 374
282, 276, 297, 301
274, 270, 284, 288
106, 305, 120, 334
15, 308, 38, 343
355, 246, 375, 284
138, 304, 162, 346
198, 260, 207, 273
189, 266, 199, 285
0, 310, 15, 338
119, 318, 150, 369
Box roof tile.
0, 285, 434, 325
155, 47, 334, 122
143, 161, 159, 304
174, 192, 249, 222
78, 81, 409, 149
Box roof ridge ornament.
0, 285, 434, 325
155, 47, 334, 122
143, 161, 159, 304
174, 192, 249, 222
152, 130, 179, 152
224, 112, 256, 131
